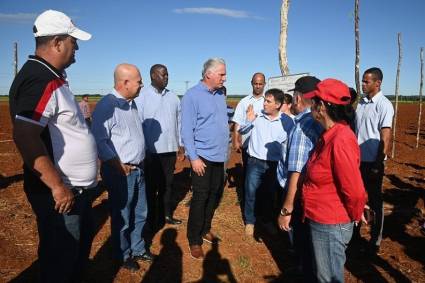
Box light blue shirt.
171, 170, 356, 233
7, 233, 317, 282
355, 91, 394, 162
232, 94, 264, 148
277, 109, 323, 188
92, 88, 145, 164
181, 82, 229, 162
134, 85, 181, 154
239, 113, 287, 161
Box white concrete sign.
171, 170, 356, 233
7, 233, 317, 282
267, 73, 309, 95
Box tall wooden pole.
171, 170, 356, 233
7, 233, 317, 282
354, 0, 361, 96
416, 47, 424, 148
14, 42, 18, 77
391, 33, 402, 158
279, 0, 290, 76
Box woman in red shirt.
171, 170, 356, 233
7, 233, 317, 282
302, 79, 367, 283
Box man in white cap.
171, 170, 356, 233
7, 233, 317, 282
9, 10, 96, 283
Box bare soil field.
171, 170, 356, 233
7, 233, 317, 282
0, 101, 424, 282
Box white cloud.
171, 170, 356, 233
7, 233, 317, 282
0, 13, 37, 24
173, 7, 263, 20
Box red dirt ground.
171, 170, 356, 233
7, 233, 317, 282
0, 101, 424, 283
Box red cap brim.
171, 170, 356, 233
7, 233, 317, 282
303, 90, 317, 99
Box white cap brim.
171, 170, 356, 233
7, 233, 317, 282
69, 28, 92, 41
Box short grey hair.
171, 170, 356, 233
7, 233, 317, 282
202, 58, 226, 78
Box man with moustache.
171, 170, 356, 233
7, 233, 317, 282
9, 10, 97, 282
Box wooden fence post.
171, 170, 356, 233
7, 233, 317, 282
354, 0, 361, 96
416, 47, 424, 148
391, 33, 402, 158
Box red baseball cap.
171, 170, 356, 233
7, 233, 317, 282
303, 78, 351, 105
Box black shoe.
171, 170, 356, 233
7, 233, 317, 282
165, 216, 182, 225
121, 258, 139, 271
133, 251, 155, 262
368, 244, 382, 256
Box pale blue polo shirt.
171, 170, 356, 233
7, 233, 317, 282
232, 94, 265, 148
355, 91, 394, 162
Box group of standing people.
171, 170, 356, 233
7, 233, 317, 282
231, 70, 393, 282
8, 9, 394, 283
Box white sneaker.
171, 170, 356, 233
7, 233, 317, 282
245, 224, 254, 236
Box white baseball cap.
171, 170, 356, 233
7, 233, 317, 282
33, 10, 91, 40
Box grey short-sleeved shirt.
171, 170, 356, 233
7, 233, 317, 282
355, 91, 394, 162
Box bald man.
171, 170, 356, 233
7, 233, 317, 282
232, 73, 266, 202
92, 64, 153, 271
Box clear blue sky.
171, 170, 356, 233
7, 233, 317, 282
0, 0, 424, 96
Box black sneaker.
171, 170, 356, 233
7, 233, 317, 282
165, 216, 182, 225
121, 258, 139, 271
133, 251, 155, 262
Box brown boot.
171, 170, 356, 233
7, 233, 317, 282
189, 245, 204, 260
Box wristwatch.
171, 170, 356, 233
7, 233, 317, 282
280, 207, 292, 216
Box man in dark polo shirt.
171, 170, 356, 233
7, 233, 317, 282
9, 10, 97, 283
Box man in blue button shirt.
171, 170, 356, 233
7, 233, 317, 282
354, 67, 394, 255
135, 64, 184, 230
181, 58, 229, 259
232, 73, 266, 198
239, 88, 290, 238
92, 64, 153, 271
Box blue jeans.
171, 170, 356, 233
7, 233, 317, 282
101, 163, 148, 261
25, 187, 96, 283
308, 219, 354, 283
244, 156, 279, 225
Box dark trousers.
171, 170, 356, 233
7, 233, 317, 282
360, 161, 385, 247
187, 158, 224, 245
292, 207, 315, 282
145, 152, 177, 227
25, 187, 96, 283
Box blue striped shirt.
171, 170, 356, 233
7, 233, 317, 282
277, 108, 323, 188
134, 85, 181, 154
92, 88, 145, 164
181, 82, 229, 162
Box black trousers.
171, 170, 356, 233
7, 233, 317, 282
187, 157, 224, 245
360, 161, 385, 247
144, 152, 177, 227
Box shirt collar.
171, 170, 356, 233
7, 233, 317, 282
29, 55, 66, 79
259, 112, 281, 122
321, 121, 347, 143
111, 88, 133, 107
247, 93, 265, 100
294, 108, 311, 122
199, 81, 224, 95
362, 91, 383, 103
149, 84, 169, 96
